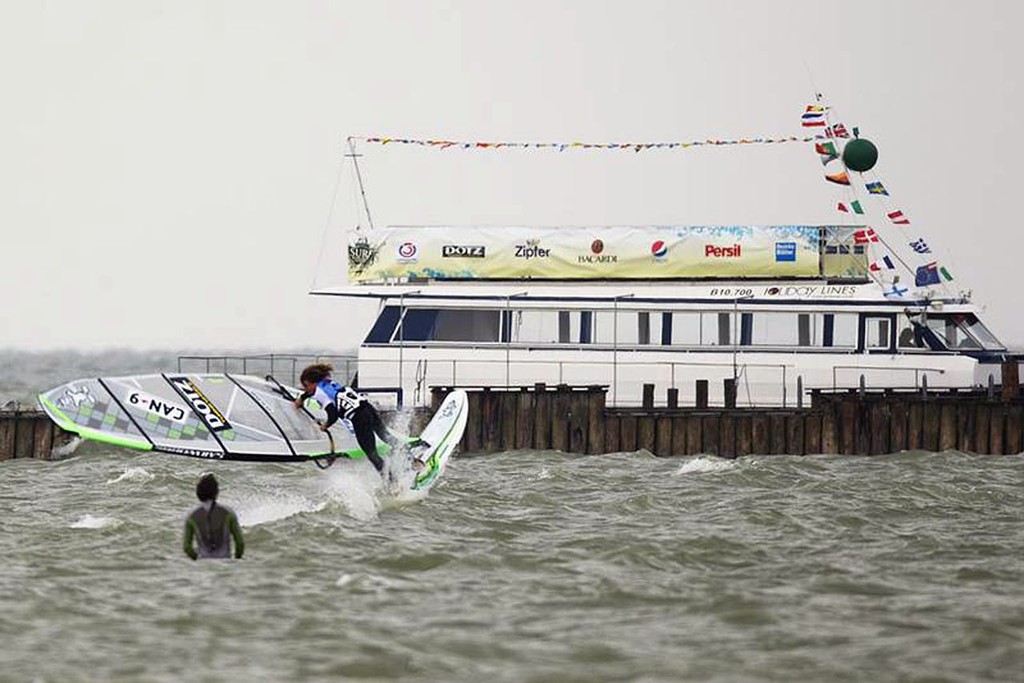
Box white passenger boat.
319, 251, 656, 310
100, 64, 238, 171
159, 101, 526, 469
311, 223, 1008, 408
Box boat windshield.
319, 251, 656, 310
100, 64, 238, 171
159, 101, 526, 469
925, 313, 1004, 351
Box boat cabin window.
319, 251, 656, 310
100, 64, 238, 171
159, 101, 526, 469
548, 311, 598, 344
864, 317, 892, 350
439, 309, 502, 342
924, 313, 1004, 350
749, 312, 813, 347
717, 313, 732, 345
634, 311, 671, 346
638, 312, 650, 345
830, 314, 858, 349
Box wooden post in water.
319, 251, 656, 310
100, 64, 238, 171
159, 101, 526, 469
0, 414, 15, 461
695, 380, 709, 409
533, 383, 551, 450
585, 387, 605, 455
515, 388, 534, 450
637, 415, 656, 453
642, 384, 655, 409
551, 385, 571, 452
723, 379, 737, 409
1002, 360, 1019, 401
500, 390, 518, 450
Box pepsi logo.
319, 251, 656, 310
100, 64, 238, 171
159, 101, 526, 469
651, 240, 668, 259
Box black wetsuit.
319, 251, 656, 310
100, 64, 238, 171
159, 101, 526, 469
304, 379, 399, 474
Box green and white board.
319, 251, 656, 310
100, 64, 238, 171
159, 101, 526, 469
409, 389, 468, 491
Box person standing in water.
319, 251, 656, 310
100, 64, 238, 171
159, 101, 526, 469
293, 363, 402, 476
183, 473, 244, 560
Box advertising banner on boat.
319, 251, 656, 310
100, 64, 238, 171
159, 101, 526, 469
348, 225, 867, 281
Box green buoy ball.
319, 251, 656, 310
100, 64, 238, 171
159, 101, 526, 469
842, 138, 878, 173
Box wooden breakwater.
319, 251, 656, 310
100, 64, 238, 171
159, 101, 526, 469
8, 383, 1024, 461
0, 407, 79, 461
435, 383, 1024, 457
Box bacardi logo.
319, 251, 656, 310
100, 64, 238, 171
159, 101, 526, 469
576, 238, 617, 264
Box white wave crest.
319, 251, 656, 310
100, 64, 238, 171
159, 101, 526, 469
237, 491, 325, 527
70, 514, 121, 529
105, 467, 154, 485
675, 456, 737, 475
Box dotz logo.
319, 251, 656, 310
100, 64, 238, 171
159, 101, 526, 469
514, 238, 551, 259
577, 238, 617, 264
169, 376, 231, 432
651, 240, 668, 259
396, 241, 419, 262
442, 245, 486, 258
705, 244, 742, 258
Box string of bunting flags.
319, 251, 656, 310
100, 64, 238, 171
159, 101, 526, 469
803, 103, 954, 294
351, 134, 826, 153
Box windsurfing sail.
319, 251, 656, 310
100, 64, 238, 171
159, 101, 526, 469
37, 373, 362, 462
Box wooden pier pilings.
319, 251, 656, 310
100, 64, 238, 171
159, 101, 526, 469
0, 407, 78, 461
440, 383, 1024, 457
6, 384, 1023, 461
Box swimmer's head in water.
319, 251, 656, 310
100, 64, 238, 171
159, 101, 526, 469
196, 473, 219, 502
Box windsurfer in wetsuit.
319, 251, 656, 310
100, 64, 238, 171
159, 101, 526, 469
294, 363, 402, 475
183, 473, 244, 560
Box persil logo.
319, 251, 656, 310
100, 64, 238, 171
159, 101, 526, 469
169, 376, 231, 432
442, 245, 486, 258
705, 244, 742, 258
396, 241, 418, 262
514, 239, 550, 259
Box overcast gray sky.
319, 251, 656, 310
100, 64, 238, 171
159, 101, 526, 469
3, 0, 1021, 351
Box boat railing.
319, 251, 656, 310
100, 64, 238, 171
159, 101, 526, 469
354, 357, 955, 408
176, 354, 359, 387
830, 365, 947, 393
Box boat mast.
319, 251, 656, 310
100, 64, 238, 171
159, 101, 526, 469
346, 136, 375, 231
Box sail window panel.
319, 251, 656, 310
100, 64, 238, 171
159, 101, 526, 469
188, 376, 283, 443
430, 309, 500, 342
231, 376, 323, 442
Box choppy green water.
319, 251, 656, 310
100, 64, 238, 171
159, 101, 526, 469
2, 352, 1023, 681
1, 447, 1021, 682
